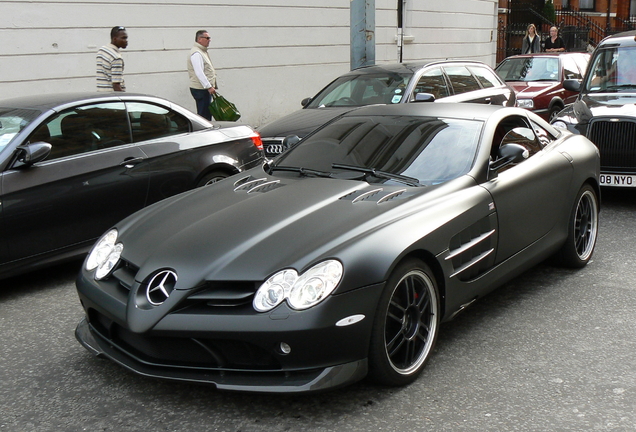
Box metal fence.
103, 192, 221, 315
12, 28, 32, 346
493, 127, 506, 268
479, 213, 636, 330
497, 6, 634, 63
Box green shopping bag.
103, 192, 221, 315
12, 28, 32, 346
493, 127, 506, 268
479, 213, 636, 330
209, 93, 241, 121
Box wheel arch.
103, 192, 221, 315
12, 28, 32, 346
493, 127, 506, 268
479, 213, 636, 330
585, 177, 601, 208
548, 97, 565, 110
389, 249, 447, 319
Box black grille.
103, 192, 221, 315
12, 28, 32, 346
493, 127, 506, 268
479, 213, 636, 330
587, 118, 636, 171
88, 310, 280, 370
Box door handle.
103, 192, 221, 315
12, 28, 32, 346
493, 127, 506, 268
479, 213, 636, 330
120, 157, 144, 169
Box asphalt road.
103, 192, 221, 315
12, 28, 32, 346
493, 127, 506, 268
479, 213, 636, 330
1, 188, 635, 432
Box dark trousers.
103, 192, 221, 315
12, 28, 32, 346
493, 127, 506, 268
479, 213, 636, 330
190, 88, 212, 120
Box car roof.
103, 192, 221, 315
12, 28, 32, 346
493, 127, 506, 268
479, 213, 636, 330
346, 60, 493, 76
338, 100, 510, 121
598, 30, 636, 47
0, 92, 168, 111
501, 52, 588, 60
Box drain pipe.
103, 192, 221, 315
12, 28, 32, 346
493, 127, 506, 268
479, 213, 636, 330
397, 0, 405, 62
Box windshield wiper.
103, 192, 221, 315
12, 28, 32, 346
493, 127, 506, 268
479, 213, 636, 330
332, 163, 421, 187
270, 165, 333, 178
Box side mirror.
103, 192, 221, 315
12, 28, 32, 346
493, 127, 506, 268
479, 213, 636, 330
15, 141, 52, 167
489, 143, 529, 175
414, 93, 436, 103
301, 97, 312, 107
282, 135, 301, 150
563, 79, 581, 92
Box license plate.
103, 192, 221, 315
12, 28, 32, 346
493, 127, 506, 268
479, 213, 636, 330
599, 173, 636, 187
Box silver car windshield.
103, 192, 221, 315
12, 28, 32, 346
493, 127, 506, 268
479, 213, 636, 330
496, 57, 560, 82
306, 73, 412, 108
277, 115, 483, 186
585, 46, 636, 93
0, 108, 41, 150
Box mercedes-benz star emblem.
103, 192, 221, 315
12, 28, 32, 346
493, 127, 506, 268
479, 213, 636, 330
146, 270, 178, 306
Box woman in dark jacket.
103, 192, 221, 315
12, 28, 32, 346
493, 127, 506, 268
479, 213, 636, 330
522, 24, 541, 54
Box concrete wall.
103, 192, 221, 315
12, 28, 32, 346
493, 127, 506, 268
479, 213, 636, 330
0, 0, 498, 128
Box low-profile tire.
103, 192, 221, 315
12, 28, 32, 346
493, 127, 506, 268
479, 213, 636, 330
368, 259, 440, 387
555, 184, 599, 268
197, 170, 230, 187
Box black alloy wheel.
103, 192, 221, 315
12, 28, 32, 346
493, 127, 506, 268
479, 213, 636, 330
555, 184, 599, 268
368, 259, 440, 386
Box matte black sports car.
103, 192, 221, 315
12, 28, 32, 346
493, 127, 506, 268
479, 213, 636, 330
76, 103, 599, 393
258, 61, 516, 157
552, 31, 636, 187
0, 93, 263, 279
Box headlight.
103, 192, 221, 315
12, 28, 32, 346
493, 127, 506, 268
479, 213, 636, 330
551, 120, 568, 130
516, 99, 534, 109
85, 229, 124, 280
253, 260, 343, 312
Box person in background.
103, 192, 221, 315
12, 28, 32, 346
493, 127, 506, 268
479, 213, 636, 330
544, 26, 566, 53
96, 26, 128, 92
522, 24, 540, 54
187, 30, 217, 120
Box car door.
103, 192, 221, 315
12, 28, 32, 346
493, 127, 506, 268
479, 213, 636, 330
480, 114, 573, 263
124, 101, 198, 203
410, 67, 451, 100
0, 101, 150, 264
443, 65, 491, 103
467, 65, 514, 106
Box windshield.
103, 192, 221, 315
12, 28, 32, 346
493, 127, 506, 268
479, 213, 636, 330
585, 46, 636, 93
0, 108, 41, 150
275, 115, 483, 186
496, 57, 560, 82
306, 72, 412, 108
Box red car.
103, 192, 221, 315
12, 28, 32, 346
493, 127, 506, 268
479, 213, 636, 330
496, 52, 590, 121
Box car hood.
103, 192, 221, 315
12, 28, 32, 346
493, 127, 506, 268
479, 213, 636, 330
115, 168, 470, 291
567, 93, 636, 124
257, 107, 354, 139
507, 81, 558, 98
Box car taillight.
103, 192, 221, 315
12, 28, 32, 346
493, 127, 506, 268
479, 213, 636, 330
250, 134, 263, 151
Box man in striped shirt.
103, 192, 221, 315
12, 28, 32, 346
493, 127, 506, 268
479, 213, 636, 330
96, 26, 128, 92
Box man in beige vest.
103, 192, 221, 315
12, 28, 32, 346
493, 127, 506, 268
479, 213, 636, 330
187, 30, 217, 120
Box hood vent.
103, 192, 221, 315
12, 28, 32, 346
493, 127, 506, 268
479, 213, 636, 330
234, 176, 281, 194
341, 188, 408, 204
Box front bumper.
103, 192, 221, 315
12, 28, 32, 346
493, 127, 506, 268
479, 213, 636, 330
75, 268, 384, 393
75, 317, 368, 393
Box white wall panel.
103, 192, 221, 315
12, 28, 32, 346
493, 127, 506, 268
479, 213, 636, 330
0, 0, 498, 127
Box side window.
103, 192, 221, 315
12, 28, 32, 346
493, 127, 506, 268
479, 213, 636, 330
29, 102, 129, 160
468, 66, 501, 89
126, 102, 190, 142
443, 66, 482, 95
562, 56, 582, 80
412, 68, 450, 100
491, 115, 542, 164
530, 120, 556, 147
